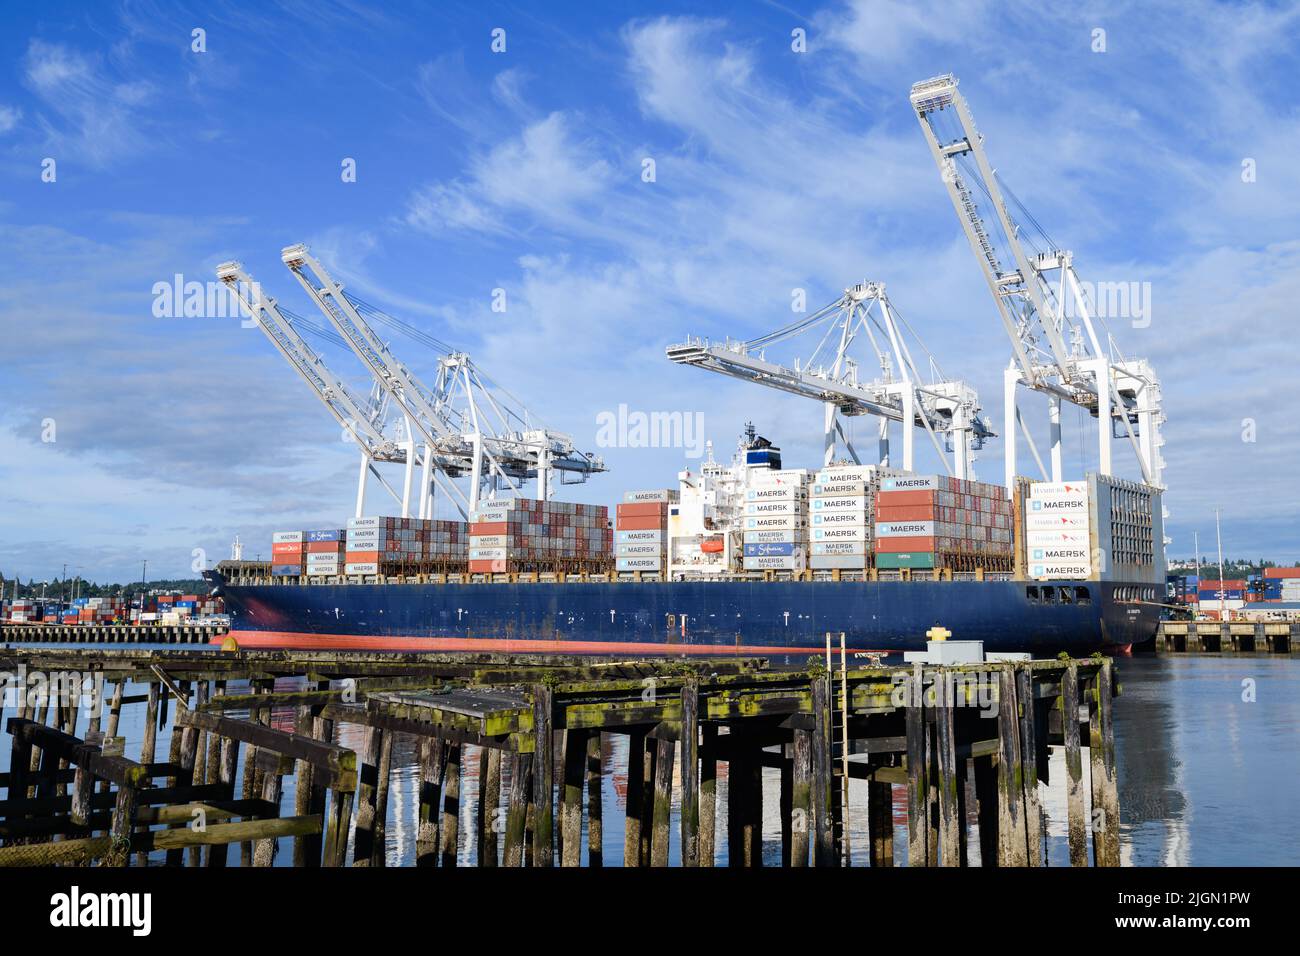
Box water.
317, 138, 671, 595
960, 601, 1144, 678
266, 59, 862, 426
3, 648, 1297, 865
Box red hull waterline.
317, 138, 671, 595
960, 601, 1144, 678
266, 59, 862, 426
213, 630, 883, 656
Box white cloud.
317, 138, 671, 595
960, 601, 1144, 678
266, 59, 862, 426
0, 106, 20, 134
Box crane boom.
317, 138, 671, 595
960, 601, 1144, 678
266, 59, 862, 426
910, 74, 1165, 490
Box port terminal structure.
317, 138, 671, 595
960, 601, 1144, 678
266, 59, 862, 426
910, 74, 1166, 492
217, 246, 606, 521
667, 281, 995, 479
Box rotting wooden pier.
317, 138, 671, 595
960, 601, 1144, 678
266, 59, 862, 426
0, 647, 1121, 867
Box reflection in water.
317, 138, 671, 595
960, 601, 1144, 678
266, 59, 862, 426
2, 655, 1295, 865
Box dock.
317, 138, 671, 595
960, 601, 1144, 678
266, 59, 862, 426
0, 647, 1120, 867
1154, 620, 1296, 654
1, 623, 226, 645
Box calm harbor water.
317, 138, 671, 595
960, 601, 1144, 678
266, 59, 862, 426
3, 647, 1296, 866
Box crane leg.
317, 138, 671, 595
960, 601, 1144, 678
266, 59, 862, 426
1048, 396, 1063, 482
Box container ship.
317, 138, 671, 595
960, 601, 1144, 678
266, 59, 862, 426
206, 429, 1164, 657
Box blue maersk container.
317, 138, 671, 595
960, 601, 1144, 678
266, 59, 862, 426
743, 541, 797, 557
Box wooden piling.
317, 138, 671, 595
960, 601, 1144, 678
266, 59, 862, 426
650, 735, 675, 867
531, 683, 554, 867
624, 728, 646, 867
699, 723, 717, 867
1061, 662, 1089, 867
1016, 666, 1044, 867
439, 741, 462, 867
560, 729, 585, 867
585, 732, 603, 868
415, 736, 445, 867
680, 681, 699, 867
934, 670, 961, 866
811, 675, 834, 867
503, 752, 530, 867
791, 727, 811, 867
1088, 660, 1121, 867
478, 746, 501, 867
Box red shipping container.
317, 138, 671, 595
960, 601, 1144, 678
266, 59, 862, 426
874, 490, 936, 507
470, 522, 509, 535
874, 504, 937, 522
469, 559, 506, 573
616, 502, 668, 518
345, 550, 380, 563
307, 541, 342, 553
875, 536, 937, 552
1264, 567, 1300, 579
272, 543, 303, 555
615, 515, 668, 531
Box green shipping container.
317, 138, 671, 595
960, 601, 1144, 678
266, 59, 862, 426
874, 552, 937, 569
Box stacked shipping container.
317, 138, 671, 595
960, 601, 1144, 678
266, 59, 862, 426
874, 475, 1013, 570
345, 517, 468, 575
1025, 481, 1092, 579
808, 464, 885, 570
468, 499, 611, 574
742, 470, 809, 571
616, 489, 676, 573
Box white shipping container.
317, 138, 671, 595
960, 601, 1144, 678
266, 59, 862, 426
743, 555, 806, 571
748, 469, 809, 486
812, 541, 868, 556
881, 475, 942, 492
744, 529, 803, 544
875, 521, 934, 537
470, 548, 507, 560
1028, 497, 1090, 516
812, 481, 869, 497
1025, 513, 1090, 531
811, 511, 868, 527
1025, 530, 1090, 548
347, 517, 380, 529
272, 531, 305, 543
624, 489, 677, 503
617, 557, 662, 571
345, 563, 379, 575
470, 506, 514, 523
1029, 481, 1090, 498
1028, 545, 1090, 562
617, 543, 663, 557
810, 495, 868, 511
810, 555, 870, 570
811, 526, 869, 542
745, 486, 806, 502
744, 500, 805, 516
816, 465, 879, 482
470, 535, 509, 548
1029, 561, 1092, 579
616, 529, 663, 544
744, 516, 806, 531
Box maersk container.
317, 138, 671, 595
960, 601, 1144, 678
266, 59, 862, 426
812, 480, 868, 497
811, 526, 868, 542
812, 541, 868, 556
744, 529, 801, 544
875, 521, 934, 537
616, 557, 661, 572
881, 476, 942, 492
811, 495, 868, 511
617, 543, 663, 557
743, 541, 797, 557
307, 530, 342, 542
272, 531, 304, 544
742, 555, 806, 571
624, 489, 677, 504
811, 511, 867, 527
345, 562, 379, 575
616, 529, 662, 544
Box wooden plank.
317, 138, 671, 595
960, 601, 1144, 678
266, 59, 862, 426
559, 730, 585, 867
415, 736, 445, 867
650, 735, 675, 867
904, 672, 929, 867
439, 742, 462, 867
1088, 661, 1121, 867
1016, 666, 1044, 867
176, 709, 355, 785
934, 670, 961, 867
531, 684, 554, 867
478, 746, 501, 867
699, 723, 717, 868
679, 681, 699, 867
1061, 662, 1088, 867
623, 728, 646, 867
995, 667, 1028, 866
811, 676, 834, 867
352, 725, 382, 865
868, 779, 894, 867
791, 729, 811, 867
503, 752, 530, 867
586, 732, 603, 868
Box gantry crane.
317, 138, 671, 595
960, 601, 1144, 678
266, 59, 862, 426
217, 260, 460, 519
667, 280, 994, 478
910, 74, 1165, 490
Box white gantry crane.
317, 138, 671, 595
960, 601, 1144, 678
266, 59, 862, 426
219, 246, 607, 519
910, 74, 1165, 490
667, 280, 994, 479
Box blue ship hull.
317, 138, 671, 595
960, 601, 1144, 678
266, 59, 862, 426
207, 574, 1157, 656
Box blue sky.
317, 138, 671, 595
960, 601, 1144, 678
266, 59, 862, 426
1, 0, 1298, 582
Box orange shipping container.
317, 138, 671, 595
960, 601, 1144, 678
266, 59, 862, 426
874, 490, 936, 507
616, 502, 668, 518
874, 504, 936, 522
615, 515, 668, 531
345, 550, 380, 563
307, 541, 342, 553
875, 536, 937, 553
1264, 567, 1300, 579
470, 522, 509, 536
271, 543, 303, 555
469, 559, 506, 573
